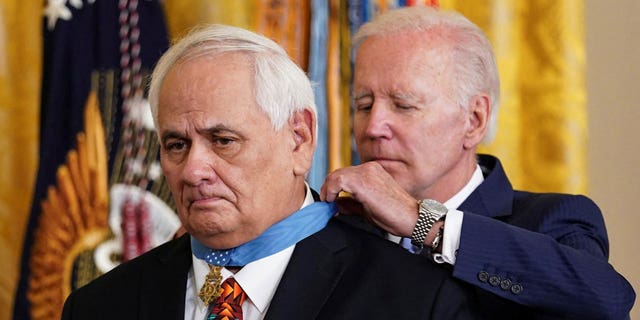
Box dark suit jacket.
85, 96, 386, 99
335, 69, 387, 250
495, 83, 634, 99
61, 218, 484, 319
451, 154, 635, 319
337, 154, 635, 319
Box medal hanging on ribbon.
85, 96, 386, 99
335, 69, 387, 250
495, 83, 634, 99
198, 265, 223, 305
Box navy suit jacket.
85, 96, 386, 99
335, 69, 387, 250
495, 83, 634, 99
452, 154, 635, 319
61, 217, 485, 319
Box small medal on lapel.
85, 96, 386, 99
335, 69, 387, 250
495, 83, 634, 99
198, 265, 223, 305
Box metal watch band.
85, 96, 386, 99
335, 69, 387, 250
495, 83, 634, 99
411, 199, 447, 248
410, 200, 439, 248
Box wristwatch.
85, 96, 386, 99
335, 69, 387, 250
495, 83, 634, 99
410, 199, 448, 249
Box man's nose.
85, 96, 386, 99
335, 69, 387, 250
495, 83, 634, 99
363, 104, 392, 139
181, 143, 218, 186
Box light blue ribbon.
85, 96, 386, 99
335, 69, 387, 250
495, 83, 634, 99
192, 201, 337, 266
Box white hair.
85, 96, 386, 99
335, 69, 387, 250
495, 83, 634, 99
148, 24, 317, 133
353, 6, 500, 143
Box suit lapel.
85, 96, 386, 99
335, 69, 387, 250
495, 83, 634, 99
265, 220, 349, 319
459, 154, 514, 218
138, 235, 192, 319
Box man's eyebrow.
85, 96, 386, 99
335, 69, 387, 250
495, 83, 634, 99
389, 92, 416, 101
160, 130, 184, 145
160, 124, 243, 143
353, 91, 418, 101
197, 124, 239, 136
353, 91, 372, 100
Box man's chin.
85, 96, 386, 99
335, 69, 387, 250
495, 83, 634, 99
192, 229, 240, 250
184, 214, 232, 239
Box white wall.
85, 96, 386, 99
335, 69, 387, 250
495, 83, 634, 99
585, 0, 639, 317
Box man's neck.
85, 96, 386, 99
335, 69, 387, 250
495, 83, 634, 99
420, 154, 479, 202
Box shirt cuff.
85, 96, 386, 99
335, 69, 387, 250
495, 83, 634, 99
432, 209, 463, 265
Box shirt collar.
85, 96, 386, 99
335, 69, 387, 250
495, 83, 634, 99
444, 164, 484, 209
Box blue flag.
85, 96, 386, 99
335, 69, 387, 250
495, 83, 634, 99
14, 1, 171, 319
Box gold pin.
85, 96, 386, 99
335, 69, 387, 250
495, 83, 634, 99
198, 265, 223, 305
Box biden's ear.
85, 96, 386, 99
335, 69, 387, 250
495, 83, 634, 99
463, 94, 490, 150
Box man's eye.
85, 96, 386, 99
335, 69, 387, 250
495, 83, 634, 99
396, 104, 414, 110
213, 137, 235, 146
356, 104, 372, 112
165, 141, 187, 152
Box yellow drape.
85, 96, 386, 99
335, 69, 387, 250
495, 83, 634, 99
0, 2, 41, 320
327, 0, 352, 171
440, 0, 587, 193
163, 0, 255, 39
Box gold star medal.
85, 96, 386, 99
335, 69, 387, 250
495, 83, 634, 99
198, 265, 223, 305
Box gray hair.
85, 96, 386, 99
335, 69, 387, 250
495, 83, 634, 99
353, 6, 500, 143
148, 24, 317, 133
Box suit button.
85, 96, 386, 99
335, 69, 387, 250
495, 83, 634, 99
511, 283, 523, 295
500, 278, 512, 290
478, 271, 489, 282
489, 275, 501, 286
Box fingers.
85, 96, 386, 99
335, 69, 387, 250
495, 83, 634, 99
320, 167, 349, 202
320, 162, 419, 237
319, 177, 329, 201
321, 162, 385, 203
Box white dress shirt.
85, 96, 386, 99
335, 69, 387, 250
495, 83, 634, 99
432, 164, 484, 264
184, 185, 315, 320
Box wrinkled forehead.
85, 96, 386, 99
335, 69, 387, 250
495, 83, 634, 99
355, 35, 454, 83
157, 54, 262, 119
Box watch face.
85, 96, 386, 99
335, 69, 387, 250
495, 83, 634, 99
420, 199, 448, 218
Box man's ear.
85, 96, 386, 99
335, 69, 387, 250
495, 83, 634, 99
290, 108, 316, 176
463, 94, 490, 150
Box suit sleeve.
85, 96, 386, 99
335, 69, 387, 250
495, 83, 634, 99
453, 194, 635, 319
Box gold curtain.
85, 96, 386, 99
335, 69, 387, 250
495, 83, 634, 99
440, 0, 587, 193
162, 0, 311, 71
163, 1, 255, 39
0, 1, 41, 320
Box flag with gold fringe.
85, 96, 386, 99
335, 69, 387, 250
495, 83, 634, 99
13, 1, 176, 319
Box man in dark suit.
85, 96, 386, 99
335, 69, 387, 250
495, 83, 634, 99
61, 24, 483, 319
321, 6, 635, 320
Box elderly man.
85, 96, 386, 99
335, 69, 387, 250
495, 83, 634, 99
61, 24, 484, 319
322, 6, 635, 320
